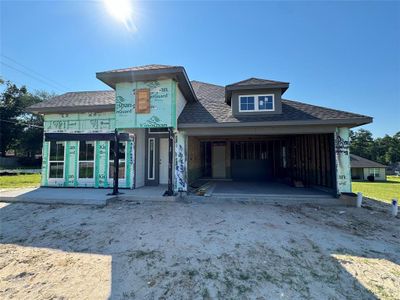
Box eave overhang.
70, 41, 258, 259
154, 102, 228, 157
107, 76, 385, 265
96, 66, 198, 103
178, 116, 373, 129
27, 104, 115, 115
225, 83, 290, 104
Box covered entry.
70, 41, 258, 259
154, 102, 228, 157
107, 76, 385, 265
188, 133, 336, 193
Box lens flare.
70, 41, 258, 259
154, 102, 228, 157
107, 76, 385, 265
104, 0, 136, 31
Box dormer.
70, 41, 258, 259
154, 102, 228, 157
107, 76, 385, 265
225, 78, 289, 116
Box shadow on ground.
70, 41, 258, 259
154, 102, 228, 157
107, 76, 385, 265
0, 198, 399, 299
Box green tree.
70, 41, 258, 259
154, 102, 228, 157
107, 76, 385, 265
0, 81, 29, 156
349, 129, 374, 160
384, 132, 400, 164
350, 129, 400, 165
16, 91, 55, 157
0, 80, 52, 157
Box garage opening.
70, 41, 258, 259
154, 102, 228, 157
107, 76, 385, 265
188, 134, 336, 193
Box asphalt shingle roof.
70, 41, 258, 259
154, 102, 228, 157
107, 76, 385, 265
178, 81, 371, 125
29, 91, 115, 110
227, 77, 289, 87
29, 80, 371, 127
350, 154, 387, 168
99, 64, 176, 74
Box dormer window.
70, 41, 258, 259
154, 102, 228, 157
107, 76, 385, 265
239, 94, 274, 112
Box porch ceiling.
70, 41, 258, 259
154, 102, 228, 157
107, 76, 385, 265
181, 124, 337, 136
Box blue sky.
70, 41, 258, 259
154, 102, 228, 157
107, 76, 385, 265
1, 1, 399, 137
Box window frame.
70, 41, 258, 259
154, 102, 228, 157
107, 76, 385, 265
369, 168, 380, 178
78, 141, 96, 181
107, 141, 127, 182
48, 141, 66, 180
238, 94, 275, 113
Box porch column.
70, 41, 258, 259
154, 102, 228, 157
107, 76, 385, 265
174, 130, 188, 193
334, 127, 351, 194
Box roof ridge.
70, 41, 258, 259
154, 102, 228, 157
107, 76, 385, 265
99, 64, 178, 74
64, 90, 114, 94
191, 80, 224, 88
282, 98, 371, 119
227, 77, 289, 86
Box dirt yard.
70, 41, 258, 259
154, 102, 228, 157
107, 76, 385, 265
0, 198, 399, 299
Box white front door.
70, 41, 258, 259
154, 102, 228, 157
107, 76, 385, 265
159, 138, 169, 184
212, 145, 226, 178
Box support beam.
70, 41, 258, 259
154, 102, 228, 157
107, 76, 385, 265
166, 127, 174, 196
44, 132, 130, 142
108, 129, 123, 195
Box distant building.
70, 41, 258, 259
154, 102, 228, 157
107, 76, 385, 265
350, 154, 387, 181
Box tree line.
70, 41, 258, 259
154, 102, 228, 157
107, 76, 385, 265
0, 79, 54, 158
350, 129, 400, 166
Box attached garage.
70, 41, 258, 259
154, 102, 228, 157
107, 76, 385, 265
188, 133, 336, 192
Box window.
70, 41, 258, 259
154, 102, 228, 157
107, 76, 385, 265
49, 141, 65, 178
109, 141, 126, 179
240, 96, 255, 111
148, 138, 155, 180
369, 168, 380, 178
258, 95, 274, 110
79, 141, 95, 179
239, 95, 274, 112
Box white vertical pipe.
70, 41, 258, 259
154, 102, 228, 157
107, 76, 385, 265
392, 199, 398, 217
356, 192, 363, 208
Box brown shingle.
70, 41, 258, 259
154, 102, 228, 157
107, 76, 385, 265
350, 154, 387, 168
99, 64, 175, 74
227, 77, 289, 87
28, 90, 115, 112
28, 79, 372, 128
178, 80, 371, 125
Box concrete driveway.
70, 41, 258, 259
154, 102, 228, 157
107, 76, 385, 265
0, 198, 399, 299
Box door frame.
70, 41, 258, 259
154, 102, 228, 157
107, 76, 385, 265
212, 142, 227, 179
144, 129, 169, 186
159, 138, 169, 184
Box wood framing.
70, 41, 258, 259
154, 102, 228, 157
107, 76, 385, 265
135, 88, 150, 114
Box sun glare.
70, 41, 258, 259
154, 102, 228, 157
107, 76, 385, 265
103, 0, 136, 31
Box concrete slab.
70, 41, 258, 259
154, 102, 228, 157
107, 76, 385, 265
0, 187, 113, 206
212, 181, 333, 197
188, 195, 343, 206
186, 180, 341, 205
116, 185, 178, 202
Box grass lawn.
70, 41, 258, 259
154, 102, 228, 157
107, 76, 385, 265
0, 174, 41, 189
352, 176, 400, 203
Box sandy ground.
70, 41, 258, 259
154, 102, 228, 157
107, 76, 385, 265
0, 198, 399, 299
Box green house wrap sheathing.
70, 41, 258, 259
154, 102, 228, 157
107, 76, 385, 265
115, 79, 177, 129
64, 141, 79, 187
41, 140, 49, 186
42, 112, 134, 189
42, 139, 134, 189
95, 141, 109, 188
